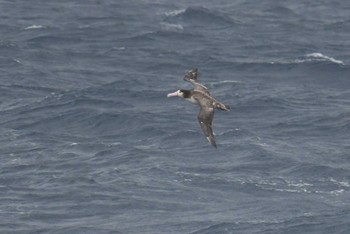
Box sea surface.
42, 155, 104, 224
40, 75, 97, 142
1, 0, 350, 233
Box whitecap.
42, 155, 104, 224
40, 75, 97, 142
164, 9, 186, 17
25, 25, 45, 30
329, 189, 345, 195
160, 22, 184, 31
107, 142, 122, 146
329, 177, 350, 187
134, 145, 155, 150
112, 46, 125, 51
295, 52, 345, 65
307, 53, 345, 65
13, 58, 22, 64
287, 181, 313, 188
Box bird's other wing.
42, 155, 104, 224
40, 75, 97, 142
183, 68, 210, 95
184, 68, 198, 81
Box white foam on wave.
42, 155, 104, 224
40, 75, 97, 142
307, 53, 345, 65
266, 53, 345, 65
164, 9, 186, 17
160, 22, 184, 31
295, 52, 345, 65
25, 25, 45, 30
287, 181, 313, 188
251, 177, 315, 194
329, 177, 350, 188
134, 144, 155, 150
13, 58, 22, 64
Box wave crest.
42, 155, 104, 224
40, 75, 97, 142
164, 6, 235, 27
295, 53, 345, 65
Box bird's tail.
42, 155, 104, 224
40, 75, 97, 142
215, 102, 230, 111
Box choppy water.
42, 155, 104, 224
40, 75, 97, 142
1, 1, 350, 233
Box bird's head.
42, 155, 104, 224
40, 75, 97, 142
167, 89, 191, 99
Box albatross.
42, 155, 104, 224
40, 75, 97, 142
167, 68, 230, 148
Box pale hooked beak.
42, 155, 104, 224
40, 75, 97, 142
167, 90, 180, 98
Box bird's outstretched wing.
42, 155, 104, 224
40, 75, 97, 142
184, 68, 198, 81
183, 68, 210, 95
197, 106, 217, 148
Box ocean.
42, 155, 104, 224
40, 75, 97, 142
1, 0, 350, 233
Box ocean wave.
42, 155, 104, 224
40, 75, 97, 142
253, 52, 345, 66
27, 35, 82, 46
266, 5, 298, 18
164, 9, 186, 17
295, 52, 345, 65
246, 175, 350, 196
24, 25, 46, 30
210, 80, 241, 84
325, 19, 350, 31
160, 22, 184, 32
206, 53, 347, 72
121, 29, 199, 45
164, 6, 235, 27
193, 211, 350, 234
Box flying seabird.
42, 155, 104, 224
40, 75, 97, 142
167, 68, 230, 148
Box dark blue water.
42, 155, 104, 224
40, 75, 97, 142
1, 1, 350, 233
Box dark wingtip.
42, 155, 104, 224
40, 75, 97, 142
215, 103, 230, 111
184, 68, 198, 81
207, 136, 217, 148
